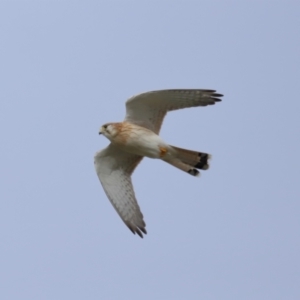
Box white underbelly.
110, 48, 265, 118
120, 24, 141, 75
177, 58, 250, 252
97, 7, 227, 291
118, 130, 170, 159
128, 133, 167, 158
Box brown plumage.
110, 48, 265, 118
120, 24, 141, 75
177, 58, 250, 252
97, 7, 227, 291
164, 146, 211, 176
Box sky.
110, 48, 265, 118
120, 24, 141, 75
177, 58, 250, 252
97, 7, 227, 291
1, 1, 300, 299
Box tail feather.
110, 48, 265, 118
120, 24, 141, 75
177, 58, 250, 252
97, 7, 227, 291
163, 146, 211, 177
164, 158, 200, 177
171, 146, 211, 171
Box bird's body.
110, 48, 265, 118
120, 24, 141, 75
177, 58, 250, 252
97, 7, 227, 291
95, 89, 223, 237
101, 122, 171, 159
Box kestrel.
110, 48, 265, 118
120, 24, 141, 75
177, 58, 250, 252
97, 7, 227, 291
94, 89, 223, 237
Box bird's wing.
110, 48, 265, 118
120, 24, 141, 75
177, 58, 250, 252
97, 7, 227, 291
94, 144, 146, 237
125, 89, 223, 134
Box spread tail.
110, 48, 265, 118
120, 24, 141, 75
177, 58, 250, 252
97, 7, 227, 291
164, 146, 211, 177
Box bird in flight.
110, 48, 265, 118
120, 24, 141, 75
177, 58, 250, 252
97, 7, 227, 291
94, 89, 223, 238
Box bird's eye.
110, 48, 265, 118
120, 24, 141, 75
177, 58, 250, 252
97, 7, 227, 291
103, 125, 108, 129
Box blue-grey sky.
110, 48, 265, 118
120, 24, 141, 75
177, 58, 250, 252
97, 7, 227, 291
1, 1, 299, 299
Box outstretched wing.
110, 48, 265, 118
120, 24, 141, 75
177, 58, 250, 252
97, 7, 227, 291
125, 89, 223, 134
94, 144, 146, 237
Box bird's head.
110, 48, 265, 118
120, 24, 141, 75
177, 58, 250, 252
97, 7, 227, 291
99, 123, 119, 141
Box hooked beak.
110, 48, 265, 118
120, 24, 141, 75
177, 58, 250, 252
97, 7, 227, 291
99, 127, 103, 135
